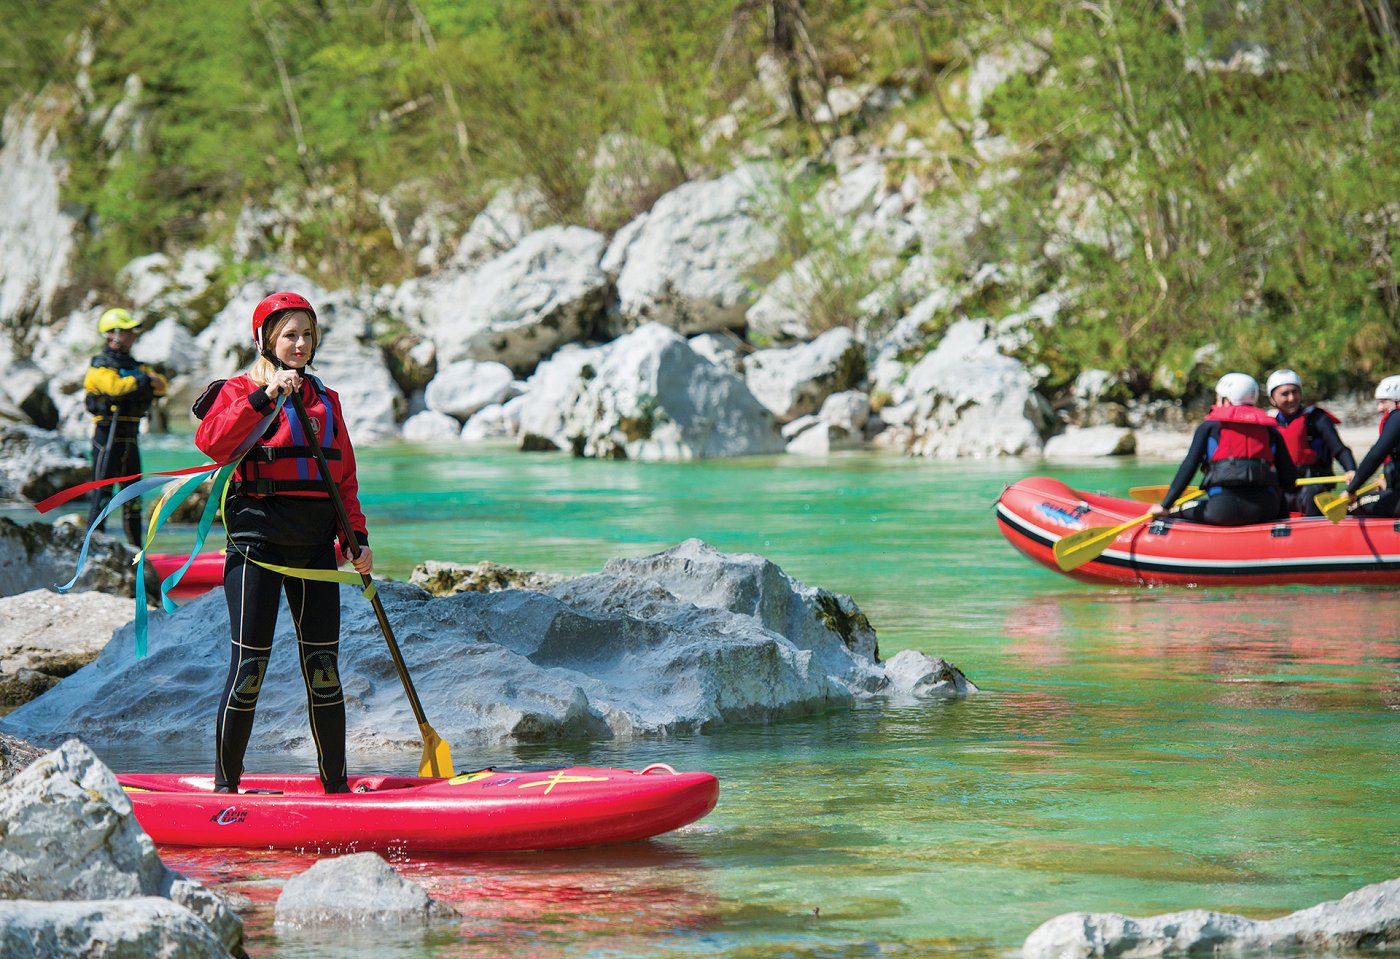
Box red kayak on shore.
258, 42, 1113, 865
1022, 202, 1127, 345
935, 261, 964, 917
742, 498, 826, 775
996, 475, 1400, 588
117, 764, 718, 853
148, 551, 225, 600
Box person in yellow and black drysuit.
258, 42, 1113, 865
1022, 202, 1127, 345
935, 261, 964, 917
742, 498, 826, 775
84, 308, 167, 546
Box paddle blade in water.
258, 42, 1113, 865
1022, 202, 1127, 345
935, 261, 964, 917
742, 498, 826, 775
418, 724, 454, 778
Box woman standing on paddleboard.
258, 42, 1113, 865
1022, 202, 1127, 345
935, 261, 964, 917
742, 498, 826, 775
193, 292, 372, 795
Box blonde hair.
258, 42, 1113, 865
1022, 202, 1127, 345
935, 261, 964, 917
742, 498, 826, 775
249, 309, 318, 386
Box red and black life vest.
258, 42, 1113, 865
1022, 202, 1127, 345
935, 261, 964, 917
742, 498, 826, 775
1272, 405, 1342, 469
1204, 404, 1279, 488
192, 375, 342, 497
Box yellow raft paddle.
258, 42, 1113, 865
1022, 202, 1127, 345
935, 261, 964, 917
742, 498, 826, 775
1314, 479, 1383, 524
1053, 490, 1206, 572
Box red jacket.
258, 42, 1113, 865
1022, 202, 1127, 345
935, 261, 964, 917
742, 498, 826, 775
195, 374, 367, 541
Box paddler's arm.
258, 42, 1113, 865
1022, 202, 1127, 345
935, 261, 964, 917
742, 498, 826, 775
1156, 423, 1212, 513
1345, 413, 1400, 499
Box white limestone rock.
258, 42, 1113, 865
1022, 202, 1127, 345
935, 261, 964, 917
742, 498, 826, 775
0, 589, 133, 708
687, 333, 744, 373
0, 105, 76, 334
0, 739, 243, 955
275, 852, 458, 927
0, 362, 59, 429
1022, 875, 1400, 959
400, 410, 462, 442
514, 324, 784, 460
784, 420, 858, 455
0, 425, 90, 505
423, 359, 516, 420
303, 294, 403, 442
132, 317, 201, 376
1042, 425, 1136, 460
904, 319, 1055, 458
449, 181, 553, 268
410, 225, 609, 374
1, 541, 972, 752
603, 165, 781, 335
0, 517, 136, 599
460, 401, 520, 443
745, 328, 866, 424
118, 248, 222, 323
0, 897, 232, 959
582, 132, 682, 228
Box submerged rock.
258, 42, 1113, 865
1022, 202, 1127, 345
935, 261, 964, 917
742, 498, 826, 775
1022, 876, 1400, 959
275, 852, 458, 927
1, 541, 973, 755
0, 739, 244, 956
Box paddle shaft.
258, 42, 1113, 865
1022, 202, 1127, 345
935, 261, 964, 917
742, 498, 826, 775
286, 387, 433, 729
94, 404, 121, 484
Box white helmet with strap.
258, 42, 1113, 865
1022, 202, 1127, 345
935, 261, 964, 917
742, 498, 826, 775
1265, 369, 1301, 397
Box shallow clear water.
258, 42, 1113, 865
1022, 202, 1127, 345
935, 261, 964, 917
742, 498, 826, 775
73, 444, 1400, 956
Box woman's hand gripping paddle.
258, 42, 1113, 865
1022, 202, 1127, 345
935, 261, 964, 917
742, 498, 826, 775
1315, 479, 1382, 524
287, 387, 454, 778
1053, 490, 1205, 572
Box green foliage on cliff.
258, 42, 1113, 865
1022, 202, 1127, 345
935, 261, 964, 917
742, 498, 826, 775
3, 0, 1398, 396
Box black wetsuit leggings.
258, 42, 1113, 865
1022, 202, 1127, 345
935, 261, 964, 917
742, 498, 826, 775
88, 428, 143, 547
1176, 487, 1283, 526
215, 543, 347, 792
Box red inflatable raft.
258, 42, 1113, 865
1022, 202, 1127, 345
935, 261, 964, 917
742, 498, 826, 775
996, 475, 1400, 587
148, 551, 225, 600
117, 764, 718, 853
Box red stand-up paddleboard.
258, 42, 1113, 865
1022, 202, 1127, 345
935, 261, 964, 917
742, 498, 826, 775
997, 475, 1400, 588
117, 764, 718, 853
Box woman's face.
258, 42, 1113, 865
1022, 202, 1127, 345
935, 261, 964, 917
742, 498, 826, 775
1378, 398, 1399, 416
271, 311, 316, 369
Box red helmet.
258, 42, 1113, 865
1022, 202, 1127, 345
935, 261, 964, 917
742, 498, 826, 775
252, 292, 317, 350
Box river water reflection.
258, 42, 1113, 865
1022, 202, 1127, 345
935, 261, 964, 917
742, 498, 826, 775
104, 444, 1400, 957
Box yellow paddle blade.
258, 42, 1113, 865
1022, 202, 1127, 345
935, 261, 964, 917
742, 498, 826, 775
417, 723, 454, 778
1053, 512, 1155, 571
1128, 485, 1202, 503
1315, 480, 1382, 524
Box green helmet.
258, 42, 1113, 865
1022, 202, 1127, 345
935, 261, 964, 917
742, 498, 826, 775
98, 308, 141, 333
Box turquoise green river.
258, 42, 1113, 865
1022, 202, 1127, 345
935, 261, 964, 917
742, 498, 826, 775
100, 444, 1400, 956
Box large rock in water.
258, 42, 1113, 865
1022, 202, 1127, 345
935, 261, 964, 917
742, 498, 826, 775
0, 739, 244, 956
1023, 876, 1400, 959
0, 541, 973, 753
0, 517, 136, 599
0, 589, 134, 708
0, 424, 89, 503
